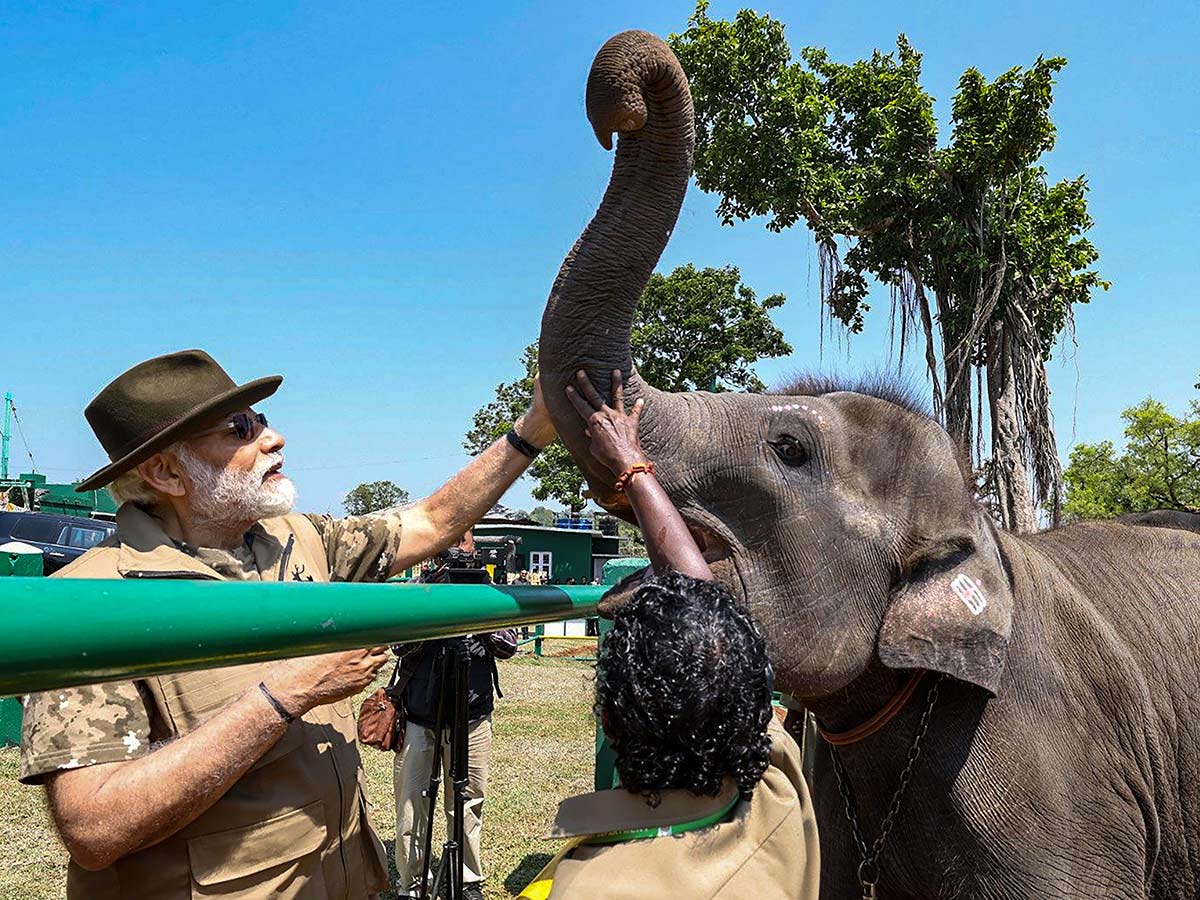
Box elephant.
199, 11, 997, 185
536, 30, 1200, 899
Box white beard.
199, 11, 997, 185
175, 444, 296, 525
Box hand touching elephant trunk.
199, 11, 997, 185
537, 30, 694, 510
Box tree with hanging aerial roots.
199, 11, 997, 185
671, 3, 1108, 532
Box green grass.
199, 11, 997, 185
0, 655, 596, 900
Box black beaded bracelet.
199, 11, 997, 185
258, 682, 295, 724
506, 429, 542, 459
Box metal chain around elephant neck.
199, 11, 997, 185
827, 673, 944, 900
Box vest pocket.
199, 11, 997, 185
187, 799, 329, 898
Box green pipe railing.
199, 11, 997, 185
0, 579, 604, 697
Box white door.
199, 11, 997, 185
529, 551, 553, 580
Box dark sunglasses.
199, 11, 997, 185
194, 411, 269, 442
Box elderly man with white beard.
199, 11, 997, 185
17, 349, 557, 900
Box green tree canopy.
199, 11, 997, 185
671, 4, 1107, 532
635, 264, 789, 392
343, 480, 410, 516
1062, 397, 1200, 520
465, 264, 790, 510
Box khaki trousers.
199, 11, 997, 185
393, 715, 492, 894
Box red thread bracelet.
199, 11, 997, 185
615, 461, 655, 493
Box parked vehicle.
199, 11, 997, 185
0, 511, 115, 575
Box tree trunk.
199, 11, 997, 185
937, 295, 973, 461
986, 323, 1038, 533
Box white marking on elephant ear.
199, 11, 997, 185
950, 573, 988, 615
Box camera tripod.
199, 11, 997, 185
418, 639, 471, 900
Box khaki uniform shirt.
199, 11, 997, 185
521, 718, 819, 899
19, 503, 406, 900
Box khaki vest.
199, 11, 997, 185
523, 718, 820, 899
53, 505, 389, 900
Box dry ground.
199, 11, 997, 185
0, 647, 599, 900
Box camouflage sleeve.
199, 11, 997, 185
305, 509, 405, 582
19, 680, 152, 785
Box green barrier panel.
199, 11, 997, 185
0, 698, 21, 748
0, 545, 43, 577
593, 615, 618, 790
601, 557, 649, 585
0, 543, 42, 742
593, 557, 648, 790
0, 579, 604, 697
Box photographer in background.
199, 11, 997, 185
393, 531, 518, 900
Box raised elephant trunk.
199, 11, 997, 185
538, 30, 694, 509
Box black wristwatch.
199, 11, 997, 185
506, 428, 542, 459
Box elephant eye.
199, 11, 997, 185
770, 436, 809, 467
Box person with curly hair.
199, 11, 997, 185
518, 371, 819, 899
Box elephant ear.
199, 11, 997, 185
878, 522, 1013, 696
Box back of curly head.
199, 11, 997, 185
596, 572, 774, 803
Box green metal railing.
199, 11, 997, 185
0, 579, 604, 697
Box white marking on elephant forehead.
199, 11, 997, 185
58, 759, 82, 770
950, 574, 988, 615
122, 732, 142, 754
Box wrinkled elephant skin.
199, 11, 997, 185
537, 29, 1200, 900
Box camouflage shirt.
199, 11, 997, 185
304, 510, 405, 582
18, 508, 405, 784
168, 510, 406, 583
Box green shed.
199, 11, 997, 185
474, 507, 624, 583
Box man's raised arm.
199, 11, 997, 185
390, 378, 556, 575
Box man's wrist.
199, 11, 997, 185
513, 415, 555, 453
258, 681, 306, 722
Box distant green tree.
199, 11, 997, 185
343, 480, 409, 516
465, 264, 790, 509
634, 264, 790, 392
528, 506, 557, 526
671, 4, 1107, 532
1062, 397, 1200, 520
618, 520, 648, 558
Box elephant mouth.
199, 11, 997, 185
689, 521, 733, 566
597, 518, 740, 618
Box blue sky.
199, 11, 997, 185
2, 1, 1197, 514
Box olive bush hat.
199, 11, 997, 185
75, 350, 283, 492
